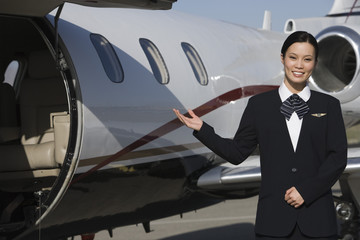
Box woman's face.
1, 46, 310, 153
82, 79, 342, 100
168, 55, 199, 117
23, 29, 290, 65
281, 42, 316, 91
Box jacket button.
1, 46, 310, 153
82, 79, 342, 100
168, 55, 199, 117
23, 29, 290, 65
292, 168, 297, 173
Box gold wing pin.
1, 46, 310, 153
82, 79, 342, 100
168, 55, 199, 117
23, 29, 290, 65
311, 113, 327, 117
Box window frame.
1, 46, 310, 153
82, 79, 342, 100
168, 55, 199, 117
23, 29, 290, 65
139, 38, 170, 85
181, 42, 208, 86
90, 33, 124, 83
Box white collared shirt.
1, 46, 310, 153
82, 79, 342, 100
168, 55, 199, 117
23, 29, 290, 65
278, 82, 311, 152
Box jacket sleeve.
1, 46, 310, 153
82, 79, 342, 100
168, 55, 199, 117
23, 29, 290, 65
296, 98, 347, 205
193, 98, 258, 165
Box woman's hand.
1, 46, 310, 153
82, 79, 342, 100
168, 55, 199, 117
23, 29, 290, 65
285, 187, 304, 208
173, 109, 203, 131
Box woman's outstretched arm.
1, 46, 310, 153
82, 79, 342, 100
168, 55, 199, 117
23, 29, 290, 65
172, 99, 257, 165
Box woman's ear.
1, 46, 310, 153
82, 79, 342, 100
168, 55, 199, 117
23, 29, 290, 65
280, 53, 284, 65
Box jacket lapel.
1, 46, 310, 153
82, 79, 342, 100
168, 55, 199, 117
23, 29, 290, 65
274, 91, 296, 153
295, 96, 313, 153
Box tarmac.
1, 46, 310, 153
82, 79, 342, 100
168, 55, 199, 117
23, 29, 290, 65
74, 195, 258, 240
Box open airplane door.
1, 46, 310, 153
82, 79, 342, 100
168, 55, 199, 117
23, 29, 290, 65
0, 1, 176, 239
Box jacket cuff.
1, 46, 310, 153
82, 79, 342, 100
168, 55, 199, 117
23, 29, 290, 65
193, 121, 213, 141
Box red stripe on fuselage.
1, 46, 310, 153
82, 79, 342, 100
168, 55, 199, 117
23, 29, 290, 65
71, 85, 278, 184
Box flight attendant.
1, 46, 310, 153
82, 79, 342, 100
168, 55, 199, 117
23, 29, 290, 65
173, 31, 347, 239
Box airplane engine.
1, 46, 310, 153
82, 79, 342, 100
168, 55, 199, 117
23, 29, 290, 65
310, 25, 360, 103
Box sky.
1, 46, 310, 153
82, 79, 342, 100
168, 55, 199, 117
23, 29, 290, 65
171, 0, 334, 32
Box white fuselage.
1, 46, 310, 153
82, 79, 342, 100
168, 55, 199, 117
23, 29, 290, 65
52, 4, 285, 173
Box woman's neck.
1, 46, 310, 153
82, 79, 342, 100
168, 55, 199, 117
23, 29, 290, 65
284, 79, 307, 94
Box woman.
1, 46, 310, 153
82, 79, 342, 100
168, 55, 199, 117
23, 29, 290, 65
173, 31, 347, 239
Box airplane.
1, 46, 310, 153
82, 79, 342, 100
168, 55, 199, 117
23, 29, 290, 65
0, 0, 359, 239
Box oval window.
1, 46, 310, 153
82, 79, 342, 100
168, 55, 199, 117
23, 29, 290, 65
181, 42, 208, 86
139, 38, 169, 85
90, 33, 124, 83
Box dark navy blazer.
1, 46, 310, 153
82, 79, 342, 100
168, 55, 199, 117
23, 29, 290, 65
194, 89, 347, 238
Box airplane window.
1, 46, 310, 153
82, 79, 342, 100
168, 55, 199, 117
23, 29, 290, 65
4, 60, 19, 87
90, 33, 124, 83
139, 38, 169, 85
181, 42, 208, 86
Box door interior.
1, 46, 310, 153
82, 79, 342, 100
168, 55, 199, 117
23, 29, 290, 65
0, 15, 71, 235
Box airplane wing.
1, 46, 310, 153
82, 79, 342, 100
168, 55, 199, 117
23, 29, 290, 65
197, 148, 360, 198
197, 155, 261, 199
346, 147, 360, 173
0, 0, 176, 17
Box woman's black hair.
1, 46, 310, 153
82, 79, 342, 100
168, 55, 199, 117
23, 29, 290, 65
281, 31, 319, 61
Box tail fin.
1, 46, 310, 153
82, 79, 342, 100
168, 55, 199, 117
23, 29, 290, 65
328, 0, 360, 17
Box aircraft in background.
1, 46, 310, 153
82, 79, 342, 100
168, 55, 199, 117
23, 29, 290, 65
0, 0, 359, 239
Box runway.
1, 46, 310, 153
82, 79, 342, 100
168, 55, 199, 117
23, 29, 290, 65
74, 195, 258, 240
